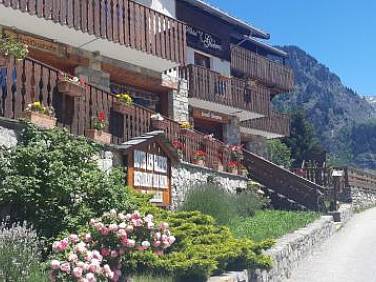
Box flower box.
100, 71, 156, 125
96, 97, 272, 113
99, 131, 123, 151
214, 162, 224, 172
228, 167, 239, 175
86, 129, 112, 144
57, 80, 85, 97
23, 111, 56, 129
151, 118, 169, 131
112, 100, 134, 115
240, 169, 248, 177
193, 159, 205, 166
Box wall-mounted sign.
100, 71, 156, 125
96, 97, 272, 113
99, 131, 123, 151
192, 109, 229, 123
4, 29, 64, 57
124, 136, 177, 207
186, 26, 224, 57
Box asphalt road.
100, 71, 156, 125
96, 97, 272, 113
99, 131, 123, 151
286, 207, 376, 282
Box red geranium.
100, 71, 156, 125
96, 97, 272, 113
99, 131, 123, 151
193, 150, 206, 161
172, 140, 184, 151
98, 111, 106, 122
227, 161, 240, 168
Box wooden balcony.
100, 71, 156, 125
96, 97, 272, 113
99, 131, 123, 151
231, 46, 294, 94
0, 0, 186, 66
0, 57, 234, 171
241, 111, 290, 139
182, 64, 270, 121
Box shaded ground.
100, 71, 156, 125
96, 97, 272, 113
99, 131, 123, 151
287, 207, 376, 282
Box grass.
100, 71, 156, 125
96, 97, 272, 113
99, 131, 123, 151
230, 210, 320, 242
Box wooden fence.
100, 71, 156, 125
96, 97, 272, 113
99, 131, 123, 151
231, 45, 294, 93
0, 57, 231, 170
0, 0, 186, 64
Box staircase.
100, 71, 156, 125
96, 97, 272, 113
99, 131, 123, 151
243, 149, 328, 211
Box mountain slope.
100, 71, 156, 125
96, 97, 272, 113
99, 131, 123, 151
273, 46, 376, 167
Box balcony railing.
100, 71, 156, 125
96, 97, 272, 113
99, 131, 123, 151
182, 64, 270, 117
231, 46, 294, 93
241, 111, 290, 137
0, 57, 233, 171
0, 0, 186, 64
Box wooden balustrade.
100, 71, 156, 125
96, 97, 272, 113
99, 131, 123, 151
231, 46, 294, 93
0, 57, 233, 171
183, 64, 270, 116
242, 111, 290, 137
0, 0, 186, 64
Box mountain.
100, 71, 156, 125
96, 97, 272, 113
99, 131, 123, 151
273, 46, 376, 168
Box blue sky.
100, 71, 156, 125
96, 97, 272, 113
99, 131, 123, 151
207, 0, 376, 96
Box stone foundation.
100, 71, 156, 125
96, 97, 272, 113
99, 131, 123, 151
171, 162, 247, 209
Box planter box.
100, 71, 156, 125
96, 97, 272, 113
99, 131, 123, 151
112, 100, 134, 115
86, 129, 112, 144
193, 159, 205, 167
57, 80, 85, 97
151, 119, 168, 131
214, 162, 224, 172
228, 167, 239, 175
23, 111, 56, 129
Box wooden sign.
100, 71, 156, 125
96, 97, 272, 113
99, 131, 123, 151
127, 142, 173, 206
192, 108, 229, 123
4, 29, 64, 56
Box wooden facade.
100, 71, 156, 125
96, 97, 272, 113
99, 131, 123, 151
0, 0, 186, 64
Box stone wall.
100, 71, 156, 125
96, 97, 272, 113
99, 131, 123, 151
0, 118, 22, 148
209, 204, 354, 282
350, 186, 376, 211
171, 161, 248, 209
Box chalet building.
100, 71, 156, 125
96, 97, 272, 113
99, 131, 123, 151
0, 0, 297, 207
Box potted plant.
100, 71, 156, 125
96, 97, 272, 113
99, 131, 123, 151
226, 144, 244, 162
23, 101, 56, 129
180, 121, 194, 136
227, 161, 240, 175
172, 139, 184, 160
86, 111, 112, 144
0, 36, 29, 67
193, 150, 206, 166
214, 159, 224, 172
150, 113, 168, 131
112, 93, 134, 115
57, 73, 86, 97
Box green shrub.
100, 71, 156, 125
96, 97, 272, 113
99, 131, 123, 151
179, 183, 268, 224
0, 221, 45, 281
0, 124, 139, 242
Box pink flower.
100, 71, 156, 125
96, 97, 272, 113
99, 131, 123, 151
117, 229, 127, 238
100, 227, 109, 236
84, 233, 92, 242
118, 213, 126, 221
86, 272, 97, 282
73, 267, 83, 278
52, 239, 69, 253
132, 218, 143, 227
100, 248, 111, 257
125, 225, 134, 233
68, 253, 78, 262
153, 241, 161, 248
168, 236, 176, 244
131, 211, 141, 219
60, 262, 71, 274
154, 232, 161, 240
74, 242, 87, 254
69, 234, 80, 243
109, 224, 119, 232
50, 260, 60, 270
88, 261, 99, 273
91, 251, 103, 261
103, 264, 114, 279
147, 222, 154, 229
110, 250, 118, 258
126, 239, 136, 248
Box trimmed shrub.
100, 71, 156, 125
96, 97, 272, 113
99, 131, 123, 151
0, 220, 45, 281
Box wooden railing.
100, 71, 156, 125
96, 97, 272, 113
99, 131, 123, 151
182, 64, 270, 116
0, 0, 186, 64
0, 57, 232, 170
293, 167, 332, 188
241, 111, 290, 137
231, 46, 294, 93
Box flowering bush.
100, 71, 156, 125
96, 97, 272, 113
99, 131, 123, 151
226, 144, 244, 162
49, 210, 175, 282
193, 150, 206, 161
0, 36, 29, 60
227, 161, 240, 169
115, 93, 133, 106
92, 112, 107, 131
25, 101, 55, 116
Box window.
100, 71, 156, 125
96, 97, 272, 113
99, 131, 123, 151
194, 52, 211, 69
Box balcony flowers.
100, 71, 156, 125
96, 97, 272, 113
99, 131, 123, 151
0, 36, 29, 66
172, 139, 184, 159
23, 101, 56, 129
226, 144, 244, 162
150, 113, 168, 131
227, 161, 241, 175
57, 73, 86, 97
180, 121, 194, 137
49, 210, 175, 282
87, 112, 112, 144
113, 93, 134, 115
193, 150, 206, 166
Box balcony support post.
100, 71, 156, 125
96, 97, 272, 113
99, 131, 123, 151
245, 135, 267, 159
170, 79, 189, 122
223, 117, 241, 145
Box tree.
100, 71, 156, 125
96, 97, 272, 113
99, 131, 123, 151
266, 139, 292, 168
283, 110, 325, 167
